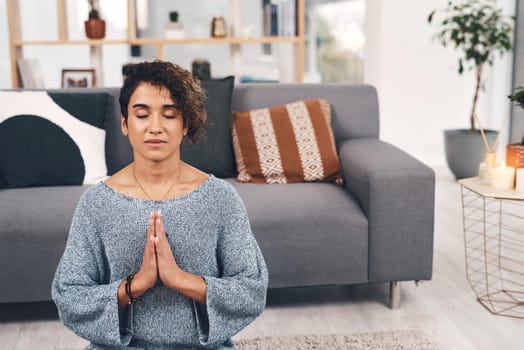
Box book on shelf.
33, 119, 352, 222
17, 58, 44, 89
239, 76, 279, 83
263, 0, 271, 36
262, 0, 296, 37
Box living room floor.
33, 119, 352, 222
0, 166, 523, 350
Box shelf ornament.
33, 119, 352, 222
85, 0, 106, 39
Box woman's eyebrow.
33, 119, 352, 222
132, 103, 150, 109
131, 103, 177, 109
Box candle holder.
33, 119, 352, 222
506, 143, 524, 169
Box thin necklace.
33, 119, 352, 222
132, 161, 183, 201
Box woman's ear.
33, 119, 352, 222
121, 116, 128, 136
182, 119, 189, 136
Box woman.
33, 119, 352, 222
52, 60, 268, 349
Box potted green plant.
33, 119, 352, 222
428, 0, 514, 179
506, 86, 524, 168
508, 86, 524, 117
165, 11, 185, 40
85, 0, 106, 39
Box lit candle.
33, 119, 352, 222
516, 168, 524, 193
491, 165, 515, 190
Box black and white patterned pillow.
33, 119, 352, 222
0, 91, 110, 188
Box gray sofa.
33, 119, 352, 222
0, 83, 435, 308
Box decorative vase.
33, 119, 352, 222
211, 16, 227, 38
506, 143, 524, 169
85, 19, 106, 39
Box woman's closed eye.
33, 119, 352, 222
133, 107, 150, 118
163, 108, 179, 119
133, 113, 176, 119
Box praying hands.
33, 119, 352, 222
117, 211, 207, 308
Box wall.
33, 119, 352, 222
365, 0, 516, 168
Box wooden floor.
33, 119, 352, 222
1, 167, 523, 350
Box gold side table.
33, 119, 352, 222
459, 177, 524, 318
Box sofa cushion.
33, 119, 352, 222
0, 91, 110, 188
232, 99, 343, 184
180, 76, 236, 178
227, 180, 368, 287
0, 185, 87, 302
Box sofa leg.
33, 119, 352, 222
389, 281, 401, 309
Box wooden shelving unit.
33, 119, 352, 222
6, 0, 305, 88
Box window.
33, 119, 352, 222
305, 0, 365, 83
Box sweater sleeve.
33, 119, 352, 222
51, 192, 133, 347
194, 185, 268, 347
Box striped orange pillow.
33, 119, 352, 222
232, 99, 343, 184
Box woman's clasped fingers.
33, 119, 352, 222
134, 211, 159, 290
154, 211, 168, 242
154, 211, 177, 263
153, 211, 181, 289
147, 212, 157, 249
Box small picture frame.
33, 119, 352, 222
61, 69, 96, 88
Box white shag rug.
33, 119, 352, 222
236, 330, 439, 350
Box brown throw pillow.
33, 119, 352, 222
232, 99, 343, 185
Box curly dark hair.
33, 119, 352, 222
119, 60, 206, 144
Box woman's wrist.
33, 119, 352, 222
125, 273, 139, 304
117, 270, 156, 308
167, 269, 207, 304
133, 270, 156, 294
164, 266, 185, 289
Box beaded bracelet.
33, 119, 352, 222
125, 272, 139, 304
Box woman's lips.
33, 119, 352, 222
145, 139, 166, 147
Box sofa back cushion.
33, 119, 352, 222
180, 76, 236, 178
26, 83, 378, 182
232, 83, 379, 146
0, 90, 110, 188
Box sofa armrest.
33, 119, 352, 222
339, 138, 435, 283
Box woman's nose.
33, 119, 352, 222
148, 114, 162, 133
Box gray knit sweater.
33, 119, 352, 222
52, 175, 268, 350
